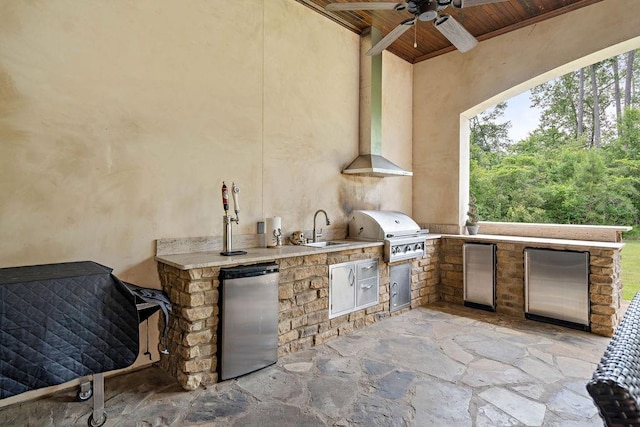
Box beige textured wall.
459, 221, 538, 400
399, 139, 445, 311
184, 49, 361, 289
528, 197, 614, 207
0, 0, 413, 284
262, 1, 413, 236
413, 0, 640, 231
0, 0, 413, 402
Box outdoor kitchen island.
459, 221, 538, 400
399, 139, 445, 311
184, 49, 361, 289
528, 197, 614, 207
155, 227, 626, 391
440, 233, 625, 338
155, 236, 441, 390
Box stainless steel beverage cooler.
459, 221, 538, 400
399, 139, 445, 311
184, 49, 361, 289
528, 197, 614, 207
463, 243, 496, 312
218, 263, 279, 380
524, 248, 590, 331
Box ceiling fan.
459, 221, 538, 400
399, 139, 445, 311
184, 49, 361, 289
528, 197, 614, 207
325, 0, 508, 55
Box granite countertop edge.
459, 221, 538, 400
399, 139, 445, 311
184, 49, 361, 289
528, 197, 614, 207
441, 233, 625, 249
155, 240, 386, 270
155, 233, 621, 270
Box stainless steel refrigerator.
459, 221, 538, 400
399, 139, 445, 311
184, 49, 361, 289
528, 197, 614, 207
218, 263, 279, 380
524, 248, 589, 330
464, 243, 496, 311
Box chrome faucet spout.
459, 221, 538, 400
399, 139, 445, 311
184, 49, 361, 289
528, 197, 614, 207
313, 209, 331, 243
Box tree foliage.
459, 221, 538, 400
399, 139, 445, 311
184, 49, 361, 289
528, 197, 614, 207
470, 49, 640, 228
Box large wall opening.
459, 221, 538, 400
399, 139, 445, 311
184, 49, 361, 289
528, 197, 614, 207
467, 48, 639, 227
413, 0, 640, 233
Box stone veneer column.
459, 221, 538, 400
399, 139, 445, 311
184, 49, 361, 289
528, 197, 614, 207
157, 263, 220, 390
589, 247, 623, 336
438, 237, 623, 337
413, 239, 441, 308
495, 243, 525, 318
439, 239, 464, 304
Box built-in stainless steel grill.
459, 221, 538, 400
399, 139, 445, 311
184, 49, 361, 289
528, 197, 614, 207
348, 210, 428, 263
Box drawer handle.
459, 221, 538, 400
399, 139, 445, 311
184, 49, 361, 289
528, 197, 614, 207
360, 284, 373, 289
362, 265, 375, 270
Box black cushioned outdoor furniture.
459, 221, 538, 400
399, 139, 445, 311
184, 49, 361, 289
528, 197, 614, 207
587, 291, 640, 426
0, 261, 165, 427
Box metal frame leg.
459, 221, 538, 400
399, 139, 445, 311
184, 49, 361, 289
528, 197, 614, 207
90, 373, 106, 426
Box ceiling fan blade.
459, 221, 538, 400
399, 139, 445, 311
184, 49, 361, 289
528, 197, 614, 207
325, 2, 402, 11
452, 0, 509, 7
434, 15, 478, 52
365, 18, 415, 56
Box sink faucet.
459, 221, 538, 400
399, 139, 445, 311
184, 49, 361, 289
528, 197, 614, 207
313, 210, 331, 243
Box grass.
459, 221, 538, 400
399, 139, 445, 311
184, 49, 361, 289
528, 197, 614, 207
622, 240, 640, 300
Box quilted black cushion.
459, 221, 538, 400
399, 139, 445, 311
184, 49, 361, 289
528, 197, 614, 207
0, 261, 139, 398
587, 291, 640, 425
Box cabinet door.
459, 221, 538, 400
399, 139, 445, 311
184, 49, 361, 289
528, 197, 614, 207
390, 262, 411, 312
329, 263, 356, 318
356, 260, 379, 309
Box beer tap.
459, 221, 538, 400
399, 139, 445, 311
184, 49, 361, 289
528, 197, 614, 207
220, 181, 246, 256
232, 182, 240, 221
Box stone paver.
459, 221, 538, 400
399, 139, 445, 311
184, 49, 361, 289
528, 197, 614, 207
0, 303, 610, 426
479, 387, 547, 426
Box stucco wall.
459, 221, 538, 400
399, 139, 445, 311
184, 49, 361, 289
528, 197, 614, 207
0, 1, 413, 401
0, 0, 413, 284
413, 0, 640, 232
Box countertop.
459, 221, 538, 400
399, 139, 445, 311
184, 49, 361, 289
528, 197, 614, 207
442, 233, 625, 249
156, 232, 622, 270
155, 240, 385, 270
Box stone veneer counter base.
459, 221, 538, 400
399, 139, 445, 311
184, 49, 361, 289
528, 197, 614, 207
155, 232, 623, 391
155, 237, 442, 390
439, 234, 625, 338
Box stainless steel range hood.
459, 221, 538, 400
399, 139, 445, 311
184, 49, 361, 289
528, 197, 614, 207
342, 28, 412, 178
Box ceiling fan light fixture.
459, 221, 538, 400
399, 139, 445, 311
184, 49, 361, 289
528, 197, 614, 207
418, 11, 438, 21
434, 15, 478, 52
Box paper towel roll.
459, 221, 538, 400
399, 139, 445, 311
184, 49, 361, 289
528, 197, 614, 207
266, 216, 282, 247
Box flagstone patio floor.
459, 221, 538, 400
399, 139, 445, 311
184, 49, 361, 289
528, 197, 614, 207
0, 302, 613, 426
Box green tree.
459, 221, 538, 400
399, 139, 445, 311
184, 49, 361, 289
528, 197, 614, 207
470, 102, 512, 153
469, 50, 639, 228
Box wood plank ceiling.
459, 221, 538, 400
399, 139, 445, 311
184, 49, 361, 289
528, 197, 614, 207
295, 0, 603, 63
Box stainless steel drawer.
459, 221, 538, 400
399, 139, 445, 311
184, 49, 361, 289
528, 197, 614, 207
358, 260, 378, 280
356, 277, 378, 308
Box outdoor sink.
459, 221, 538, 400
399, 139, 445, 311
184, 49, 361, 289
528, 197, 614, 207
305, 241, 350, 248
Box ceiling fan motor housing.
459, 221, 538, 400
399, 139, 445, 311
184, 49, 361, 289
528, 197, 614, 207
417, 0, 464, 21
324, 0, 482, 55
415, 0, 441, 21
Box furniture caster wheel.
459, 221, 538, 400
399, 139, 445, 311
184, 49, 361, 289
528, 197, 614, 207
88, 413, 106, 427
77, 387, 93, 402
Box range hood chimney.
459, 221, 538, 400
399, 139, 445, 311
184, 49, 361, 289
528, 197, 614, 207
342, 27, 412, 178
